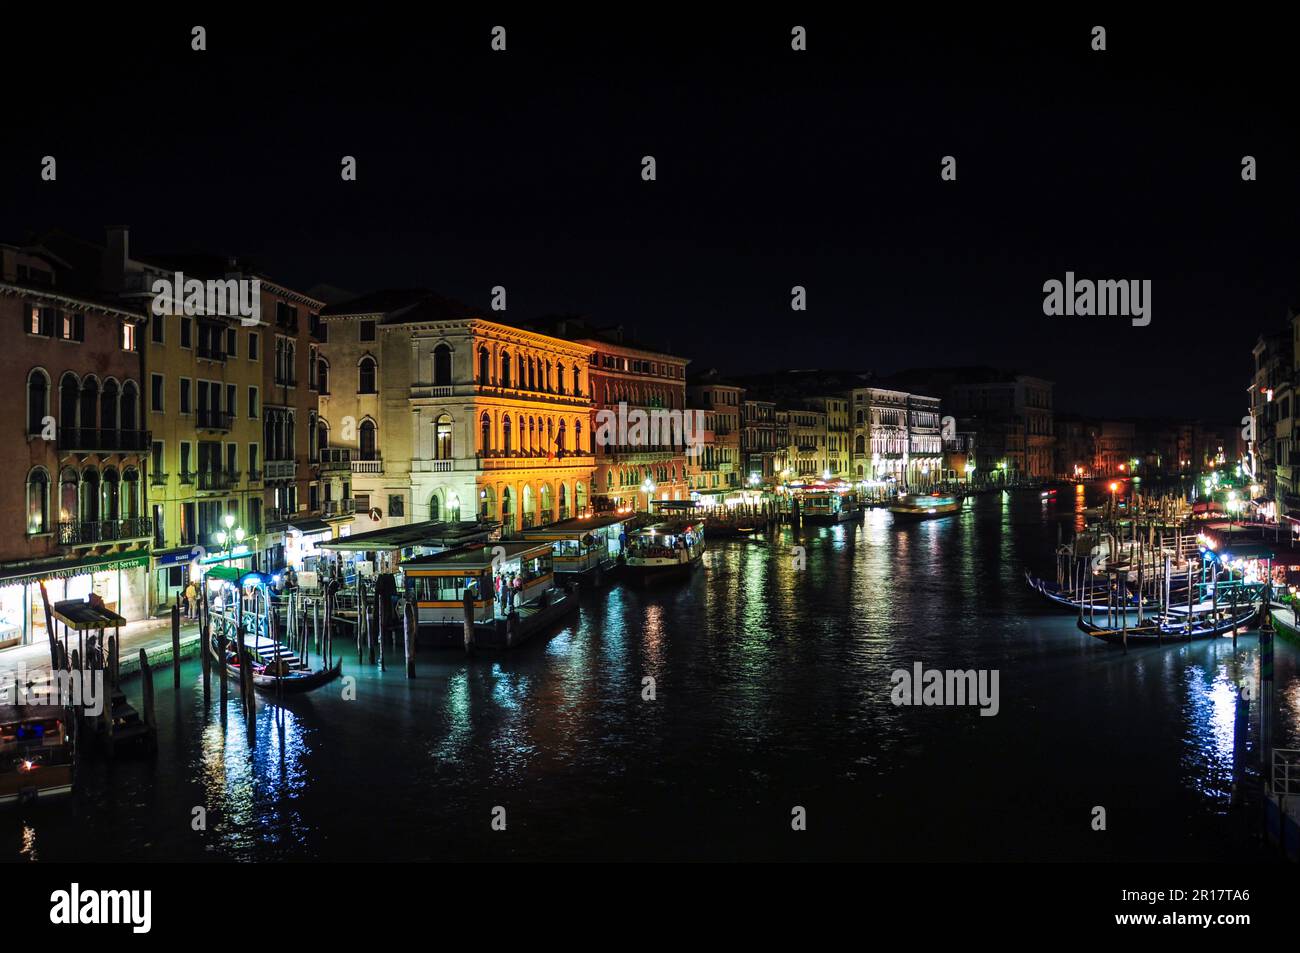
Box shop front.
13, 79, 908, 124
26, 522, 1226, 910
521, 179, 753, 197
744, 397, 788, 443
0, 551, 149, 652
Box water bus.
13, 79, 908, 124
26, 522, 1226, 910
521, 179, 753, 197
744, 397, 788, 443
519, 513, 635, 584
889, 494, 962, 518
622, 519, 706, 584
402, 541, 578, 649
799, 488, 862, 524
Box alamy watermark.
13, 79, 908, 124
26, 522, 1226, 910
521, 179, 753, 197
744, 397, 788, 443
151, 270, 261, 326
890, 662, 999, 716
1042, 272, 1150, 327
594, 401, 707, 458
0, 664, 105, 717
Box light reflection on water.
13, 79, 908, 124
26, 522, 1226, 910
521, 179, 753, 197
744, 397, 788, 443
3, 486, 1296, 861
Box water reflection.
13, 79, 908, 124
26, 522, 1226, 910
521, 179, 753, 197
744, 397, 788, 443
2, 486, 1296, 861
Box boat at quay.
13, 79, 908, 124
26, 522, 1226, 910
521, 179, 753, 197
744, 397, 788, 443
621, 520, 706, 584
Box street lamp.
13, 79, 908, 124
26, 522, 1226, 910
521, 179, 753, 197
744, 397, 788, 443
214, 511, 245, 557
641, 478, 655, 512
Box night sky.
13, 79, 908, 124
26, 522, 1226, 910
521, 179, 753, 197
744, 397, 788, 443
5, 12, 1296, 419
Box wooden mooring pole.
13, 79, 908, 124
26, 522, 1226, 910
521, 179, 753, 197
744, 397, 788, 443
171, 602, 181, 690
462, 588, 476, 655
139, 649, 157, 753
403, 598, 416, 678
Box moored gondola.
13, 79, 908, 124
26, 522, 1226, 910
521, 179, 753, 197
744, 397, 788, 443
1076, 603, 1258, 645
205, 568, 344, 694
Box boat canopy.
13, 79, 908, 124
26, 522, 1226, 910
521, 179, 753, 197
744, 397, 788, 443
401, 542, 552, 577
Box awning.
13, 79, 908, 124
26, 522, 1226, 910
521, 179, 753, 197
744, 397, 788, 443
50, 599, 128, 631
289, 519, 331, 535
0, 549, 149, 586
318, 520, 492, 552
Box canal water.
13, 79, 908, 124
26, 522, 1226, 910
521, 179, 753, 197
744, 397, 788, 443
5, 486, 1296, 861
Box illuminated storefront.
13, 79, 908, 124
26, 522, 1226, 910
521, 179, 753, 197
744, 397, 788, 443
0, 551, 149, 651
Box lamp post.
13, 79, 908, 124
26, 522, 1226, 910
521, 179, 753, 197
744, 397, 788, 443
214, 512, 246, 562
641, 478, 656, 514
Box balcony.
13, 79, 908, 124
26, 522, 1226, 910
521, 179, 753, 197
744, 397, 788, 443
196, 410, 234, 431
196, 344, 227, 362
273, 375, 297, 388
410, 384, 455, 399
411, 459, 453, 473
247, 468, 263, 482
319, 447, 353, 472
150, 470, 169, 486
58, 517, 153, 546
264, 459, 297, 480
351, 455, 383, 475
197, 470, 239, 491
56, 428, 151, 453
179, 471, 196, 485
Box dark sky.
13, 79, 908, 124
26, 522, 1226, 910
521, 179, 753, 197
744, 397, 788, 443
5, 12, 1297, 420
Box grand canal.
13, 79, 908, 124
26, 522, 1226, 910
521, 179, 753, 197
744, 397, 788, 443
5, 486, 1296, 861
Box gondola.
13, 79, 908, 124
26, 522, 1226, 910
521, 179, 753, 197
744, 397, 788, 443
209, 633, 344, 694
1024, 569, 1127, 611
1075, 604, 1258, 645
205, 568, 345, 694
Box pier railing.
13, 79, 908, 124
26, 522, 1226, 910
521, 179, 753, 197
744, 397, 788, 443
1273, 749, 1300, 796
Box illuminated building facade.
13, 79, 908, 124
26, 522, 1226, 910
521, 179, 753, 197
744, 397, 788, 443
321, 291, 595, 534
1, 241, 150, 648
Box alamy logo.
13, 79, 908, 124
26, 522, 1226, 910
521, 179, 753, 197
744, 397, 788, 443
151, 270, 262, 327
1, 664, 104, 717
890, 662, 1000, 716
1042, 272, 1150, 327
49, 883, 151, 933
594, 401, 708, 458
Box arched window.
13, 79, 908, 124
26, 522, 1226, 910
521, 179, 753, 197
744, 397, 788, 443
517, 353, 526, 388
122, 467, 140, 519
358, 356, 377, 394
317, 418, 329, 454
27, 369, 48, 436
101, 379, 120, 436
430, 493, 440, 522
60, 373, 78, 433
557, 365, 566, 395
101, 467, 120, 520
544, 361, 552, 392
480, 411, 492, 454
855, 435, 866, 454
79, 376, 99, 434
59, 468, 77, 524
499, 349, 512, 388
434, 343, 452, 386
80, 467, 100, 522
121, 381, 139, 433
359, 419, 377, 459
435, 414, 452, 459
528, 417, 535, 453
572, 365, 581, 395
318, 358, 330, 393
26, 467, 49, 535
478, 346, 490, 383
502, 415, 512, 454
